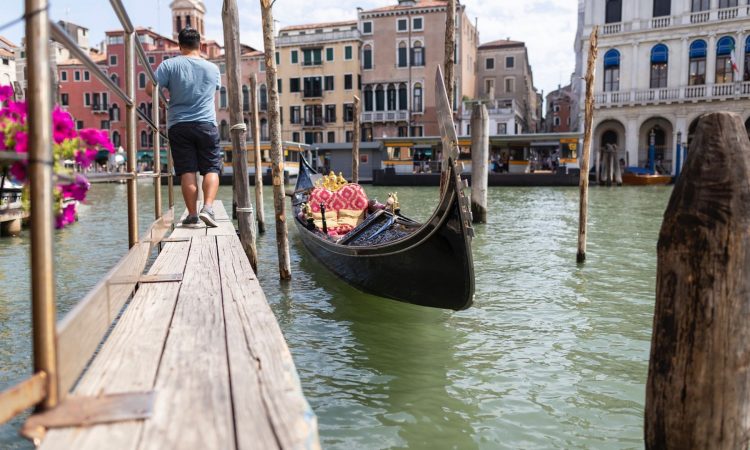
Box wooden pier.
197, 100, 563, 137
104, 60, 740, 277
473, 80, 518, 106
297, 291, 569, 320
38, 201, 319, 449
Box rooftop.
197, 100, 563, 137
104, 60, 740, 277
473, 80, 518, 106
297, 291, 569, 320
363, 0, 449, 13
280, 20, 357, 33
479, 39, 525, 50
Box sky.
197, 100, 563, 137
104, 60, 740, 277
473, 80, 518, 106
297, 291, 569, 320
3, 0, 579, 96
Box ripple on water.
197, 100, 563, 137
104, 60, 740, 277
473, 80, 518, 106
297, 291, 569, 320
1, 183, 671, 449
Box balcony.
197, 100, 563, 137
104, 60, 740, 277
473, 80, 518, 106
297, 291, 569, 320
303, 89, 323, 99
597, 6, 748, 36
718, 6, 739, 20
594, 81, 750, 107
302, 119, 324, 129
361, 111, 409, 123
650, 16, 671, 28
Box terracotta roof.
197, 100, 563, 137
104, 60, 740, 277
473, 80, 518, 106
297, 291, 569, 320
0, 35, 17, 50
479, 39, 525, 50
59, 53, 108, 66
242, 50, 264, 57
279, 20, 357, 32
0, 49, 13, 58
363, 0, 448, 13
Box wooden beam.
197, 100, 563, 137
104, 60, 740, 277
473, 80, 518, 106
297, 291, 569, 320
0, 372, 47, 425
222, 0, 258, 272
645, 112, 750, 449
576, 27, 598, 264
260, 0, 291, 279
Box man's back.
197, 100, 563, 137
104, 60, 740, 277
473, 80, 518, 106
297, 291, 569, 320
155, 56, 220, 128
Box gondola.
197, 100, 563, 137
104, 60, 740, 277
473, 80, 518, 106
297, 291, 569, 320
291, 155, 475, 310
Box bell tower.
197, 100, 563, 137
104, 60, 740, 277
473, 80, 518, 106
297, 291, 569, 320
170, 0, 206, 41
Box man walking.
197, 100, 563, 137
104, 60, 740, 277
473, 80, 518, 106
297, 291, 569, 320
147, 27, 221, 228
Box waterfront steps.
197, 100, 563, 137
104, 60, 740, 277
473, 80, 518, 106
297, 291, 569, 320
39, 201, 319, 450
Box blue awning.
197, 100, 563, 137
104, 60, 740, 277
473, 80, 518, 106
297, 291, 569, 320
717, 36, 735, 56
690, 40, 707, 58
651, 44, 668, 63
603, 49, 620, 68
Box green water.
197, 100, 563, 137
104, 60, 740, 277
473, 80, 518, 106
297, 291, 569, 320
0, 182, 671, 449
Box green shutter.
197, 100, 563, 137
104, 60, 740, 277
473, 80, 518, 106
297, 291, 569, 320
326, 48, 334, 61
291, 50, 298, 64
345, 46, 352, 60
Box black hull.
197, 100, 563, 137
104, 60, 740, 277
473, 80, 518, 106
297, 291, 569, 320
293, 158, 475, 311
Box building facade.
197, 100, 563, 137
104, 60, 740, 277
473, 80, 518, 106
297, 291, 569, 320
276, 20, 361, 145
545, 84, 573, 132
0, 36, 17, 89
358, 0, 478, 140
475, 39, 541, 133
575, 0, 750, 172
213, 49, 267, 144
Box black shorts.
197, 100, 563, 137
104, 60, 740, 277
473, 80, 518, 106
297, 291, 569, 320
168, 122, 222, 176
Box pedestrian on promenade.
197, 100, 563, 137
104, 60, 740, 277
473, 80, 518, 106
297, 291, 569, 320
147, 27, 221, 228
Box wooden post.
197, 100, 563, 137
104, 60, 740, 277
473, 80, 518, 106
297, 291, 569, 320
613, 144, 622, 185
576, 27, 598, 264
223, 0, 258, 271
250, 74, 266, 233
645, 112, 750, 450
444, 0, 456, 111
352, 95, 360, 183
470, 103, 488, 223
260, 0, 291, 279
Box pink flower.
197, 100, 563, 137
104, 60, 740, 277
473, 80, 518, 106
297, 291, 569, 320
9, 162, 26, 182
52, 108, 76, 144
2, 101, 26, 120
74, 148, 98, 168
0, 131, 5, 150
78, 128, 114, 153
0, 85, 13, 102
14, 131, 28, 153
55, 203, 77, 229
60, 175, 90, 201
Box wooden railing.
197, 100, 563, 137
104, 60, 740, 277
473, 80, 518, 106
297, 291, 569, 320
0, 0, 177, 433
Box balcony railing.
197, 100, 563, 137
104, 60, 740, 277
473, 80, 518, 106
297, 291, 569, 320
718, 6, 739, 20
602, 23, 621, 35
361, 110, 409, 123
690, 11, 710, 23
651, 16, 671, 28
595, 81, 750, 107
598, 6, 747, 35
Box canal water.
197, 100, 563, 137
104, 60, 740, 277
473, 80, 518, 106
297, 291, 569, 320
0, 181, 670, 449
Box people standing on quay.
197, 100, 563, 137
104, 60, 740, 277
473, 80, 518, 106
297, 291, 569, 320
147, 27, 221, 228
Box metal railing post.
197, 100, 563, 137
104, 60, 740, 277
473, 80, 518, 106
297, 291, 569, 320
152, 84, 161, 220
124, 31, 138, 247
26, 0, 59, 409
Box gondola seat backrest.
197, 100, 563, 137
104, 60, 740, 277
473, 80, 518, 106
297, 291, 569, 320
308, 184, 369, 233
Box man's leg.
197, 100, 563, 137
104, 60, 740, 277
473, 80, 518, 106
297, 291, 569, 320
202, 172, 219, 209
181, 172, 199, 216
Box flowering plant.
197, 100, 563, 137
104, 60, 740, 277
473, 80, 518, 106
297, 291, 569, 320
0, 85, 115, 228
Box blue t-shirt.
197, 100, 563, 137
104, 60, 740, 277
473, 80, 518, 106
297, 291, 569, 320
155, 56, 220, 129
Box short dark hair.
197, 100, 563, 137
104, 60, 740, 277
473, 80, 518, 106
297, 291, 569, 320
178, 28, 200, 50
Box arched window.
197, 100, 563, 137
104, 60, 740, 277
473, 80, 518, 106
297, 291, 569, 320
110, 73, 119, 87
220, 120, 229, 141
387, 84, 397, 110
744, 36, 750, 81
603, 49, 620, 92
175, 16, 182, 33
398, 42, 408, 67
242, 85, 249, 112
413, 83, 423, 112
411, 41, 424, 67
219, 87, 227, 109
260, 84, 268, 111
110, 103, 120, 122
650, 44, 668, 88
375, 85, 385, 111
260, 119, 268, 141
689, 40, 707, 85
398, 83, 408, 110
138, 72, 146, 89
140, 130, 147, 148
716, 36, 736, 84
653, 0, 671, 17
605, 0, 622, 23
112, 131, 121, 148
363, 45, 373, 70
138, 102, 147, 121
364, 86, 374, 112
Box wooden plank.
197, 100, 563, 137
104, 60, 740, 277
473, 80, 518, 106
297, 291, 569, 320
217, 235, 320, 449
0, 372, 47, 425
138, 236, 235, 450
56, 240, 151, 397
206, 201, 237, 237
39, 240, 191, 450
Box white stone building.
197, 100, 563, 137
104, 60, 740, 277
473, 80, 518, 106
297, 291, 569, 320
0, 36, 17, 89
459, 98, 523, 136
574, 0, 750, 172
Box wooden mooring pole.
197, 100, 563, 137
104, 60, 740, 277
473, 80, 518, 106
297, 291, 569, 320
440, 0, 456, 192
260, 0, 291, 279
645, 112, 750, 450
250, 73, 266, 234
470, 103, 488, 223
576, 27, 598, 264
222, 0, 258, 271
352, 95, 360, 184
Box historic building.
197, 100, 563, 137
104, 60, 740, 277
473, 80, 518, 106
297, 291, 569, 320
575, 0, 750, 172
0, 36, 17, 89
475, 39, 542, 133
357, 0, 479, 140
545, 84, 573, 132
275, 20, 361, 145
